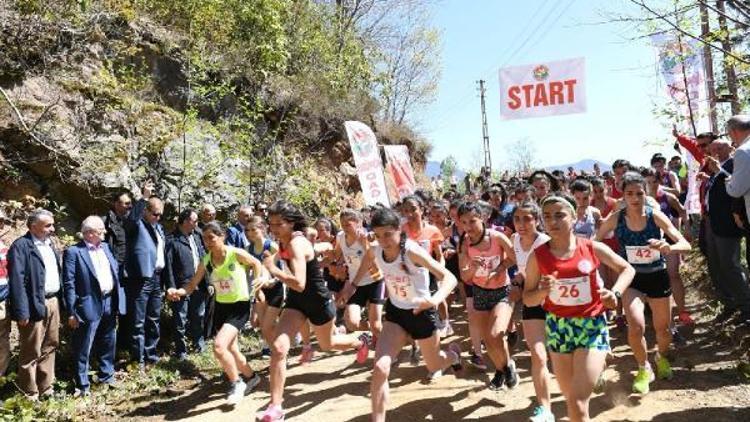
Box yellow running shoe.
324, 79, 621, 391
655, 355, 674, 380
632, 367, 654, 394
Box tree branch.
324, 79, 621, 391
696, 0, 748, 26
628, 0, 750, 64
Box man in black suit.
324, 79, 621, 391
104, 191, 132, 354
165, 208, 208, 360
705, 140, 750, 326
7, 209, 61, 399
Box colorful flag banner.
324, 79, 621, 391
383, 145, 416, 200
499, 57, 587, 120
344, 121, 391, 206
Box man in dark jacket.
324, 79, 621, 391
124, 181, 166, 366
165, 208, 208, 359
8, 209, 61, 399
705, 140, 750, 326
104, 191, 132, 354
63, 216, 126, 396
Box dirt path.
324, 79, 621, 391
127, 298, 750, 422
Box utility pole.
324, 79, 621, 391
478, 80, 491, 174
699, 1, 719, 132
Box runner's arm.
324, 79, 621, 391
652, 209, 691, 254
267, 237, 309, 292
174, 263, 207, 298
408, 247, 456, 306
522, 252, 548, 307
458, 240, 478, 282
235, 248, 269, 284
592, 241, 634, 296
594, 210, 619, 242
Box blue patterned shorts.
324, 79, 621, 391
545, 313, 610, 354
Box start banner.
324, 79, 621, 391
499, 57, 586, 120
344, 121, 391, 207
383, 145, 416, 200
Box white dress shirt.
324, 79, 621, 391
86, 242, 114, 294
33, 236, 60, 295
155, 227, 165, 271
188, 233, 200, 271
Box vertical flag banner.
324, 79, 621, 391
344, 121, 391, 206
499, 57, 587, 120
652, 34, 709, 214
383, 145, 416, 200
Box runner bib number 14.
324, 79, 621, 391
548, 276, 592, 306
625, 245, 661, 265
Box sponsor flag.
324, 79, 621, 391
383, 145, 416, 200
499, 57, 586, 120
344, 121, 391, 206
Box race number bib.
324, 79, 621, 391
385, 273, 417, 302
548, 276, 592, 306
474, 256, 501, 279
625, 246, 661, 265
345, 254, 362, 271
214, 278, 234, 294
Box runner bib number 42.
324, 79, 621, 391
548, 275, 592, 306
625, 246, 661, 265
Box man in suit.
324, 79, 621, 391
705, 140, 750, 327
63, 216, 126, 396
124, 181, 166, 367
7, 209, 61, 399
104, 191, 132, 355
165, 208, 208, 360
225, 205, 253, 248
721, 115, 750, 224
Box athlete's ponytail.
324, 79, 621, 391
399, 231, 410, 275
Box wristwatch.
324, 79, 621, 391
613, 290, 622, 301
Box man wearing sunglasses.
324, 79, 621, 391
124, 181, 166, 369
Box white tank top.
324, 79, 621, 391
374, 239, 431, 310
512, 232, 550, 275
337, 232, 375, 286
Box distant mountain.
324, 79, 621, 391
545, 159, 612, 174
424, 160, 466, 180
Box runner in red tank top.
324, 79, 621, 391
524, 195, 634, 422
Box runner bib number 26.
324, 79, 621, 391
548, 276, 592, 306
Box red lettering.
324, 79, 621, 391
533, 83, 548, 107
564, 79, 577, 103
549, 81, 564, 105
507, 86, 521, 110
522, 85, 534, 108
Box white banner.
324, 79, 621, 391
383, 145, 416, 200
344, 121, 391, 207
651, 34, 710, 214
499, 57, 587, 120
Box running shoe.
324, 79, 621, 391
436, 319, 447, 338
427, 369, 443, 382
672, 327, 686, 347
410, 345, 422, 365
299, 344, 314, 365
261, 347, 272, 360
505, 360, 519, 389
226, 379, 247, 405
655, 355, 673, 380
243, 372, 262, 392
356, 332, 372, 364
444, 321, 455, 337
256, 404, 285, 421
469, 352, 488, 370
448, 343, 464, 373
294, 332, 303, 347
632, 366, 655, 394
529, 405, 555, 422
488, 370, 506, 391
678, 311, 695, 326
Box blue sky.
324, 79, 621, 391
421, 0, 686, 170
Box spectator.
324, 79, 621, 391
198, 204, 216, 231
165, 208, 208, 359
225, 205, 253, 249
104, 190, 132, 355
124, 181, 166, 367
721, 115, 750, 225
704, 140, 750, 326
0, 210, 10, 377
63, 216, 125, 396
254, 202, 268, 220
8, 209, 61, 399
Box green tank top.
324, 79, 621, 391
203, 247, 251, 303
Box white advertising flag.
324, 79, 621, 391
344, 121, 391, 207
499, 57, 586, 120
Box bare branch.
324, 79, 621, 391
696, 0, 748, 26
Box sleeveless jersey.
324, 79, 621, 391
614, 207, 666, 273
403, 222, 443, 257
203, 247, 251, 303
466, 230, 508, 289
512, 232, 550, 275
374, 239, 431, 310
336, 232, 381, 286
535, 237, 605, 318
573, 207, 597, 239
278, 232, 331, 302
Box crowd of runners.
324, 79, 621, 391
4, 119, 750, 422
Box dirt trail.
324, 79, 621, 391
128, 298, 750, 422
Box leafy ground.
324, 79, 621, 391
2, 249, 749, 421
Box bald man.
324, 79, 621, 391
705, 138, 750, 327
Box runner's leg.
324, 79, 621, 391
523, 319, 551, 409
213, 324, 242, 381
371, 321, 408, 422
624, 289, 648, 366
567, 348, 607, 422
270, 309, 306, 406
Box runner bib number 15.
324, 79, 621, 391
625, 246, 661, 265
548, 276, 592, 306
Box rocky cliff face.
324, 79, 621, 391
0, 4, 428, 231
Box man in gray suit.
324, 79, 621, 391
710, 114, 750, 326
